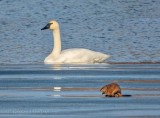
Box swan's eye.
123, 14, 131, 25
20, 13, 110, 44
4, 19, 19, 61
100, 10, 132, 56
47, 23, 53, 27
41, 23, 53, 30
49, 23, 53, 25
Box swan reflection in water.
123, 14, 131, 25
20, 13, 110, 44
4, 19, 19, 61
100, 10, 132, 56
53, 87, 62, 98
53, 87, 62, 91
41, 20, 110, 64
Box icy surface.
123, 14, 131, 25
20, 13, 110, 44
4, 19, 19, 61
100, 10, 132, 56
0, 64, 160, 117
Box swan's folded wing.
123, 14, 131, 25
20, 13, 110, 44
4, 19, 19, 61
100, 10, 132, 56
58, 48, 110, 63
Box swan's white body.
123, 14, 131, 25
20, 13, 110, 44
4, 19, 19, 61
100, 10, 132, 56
45, 48, 109, 64
41, 20, 110, 64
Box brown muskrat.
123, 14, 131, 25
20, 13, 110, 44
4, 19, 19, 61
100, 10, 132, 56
100, 83, 122, 97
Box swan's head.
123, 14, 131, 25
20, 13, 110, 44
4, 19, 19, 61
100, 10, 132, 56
41, 20, 59, 30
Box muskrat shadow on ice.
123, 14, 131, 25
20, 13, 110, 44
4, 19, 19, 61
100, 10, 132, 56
100, 83, 131, 97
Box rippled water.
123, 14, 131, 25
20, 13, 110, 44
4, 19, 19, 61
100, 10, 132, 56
0, 0, 160, 64
0, 64, 160, 117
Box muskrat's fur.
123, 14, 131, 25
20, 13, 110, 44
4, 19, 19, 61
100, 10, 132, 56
100, 83, 122, 97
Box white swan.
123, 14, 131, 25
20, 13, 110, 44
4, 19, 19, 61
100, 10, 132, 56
41, 20, 110, 64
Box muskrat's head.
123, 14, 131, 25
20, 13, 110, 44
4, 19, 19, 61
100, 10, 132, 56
100, 86, 108, 94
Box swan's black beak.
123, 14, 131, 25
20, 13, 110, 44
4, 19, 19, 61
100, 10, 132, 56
41, 23, 52, 30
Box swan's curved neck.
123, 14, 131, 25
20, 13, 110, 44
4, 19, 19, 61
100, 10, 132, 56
51, 28, 61, 57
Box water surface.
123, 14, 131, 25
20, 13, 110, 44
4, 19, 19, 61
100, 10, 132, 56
0, 64, 160, 117
0, 0, 160, 64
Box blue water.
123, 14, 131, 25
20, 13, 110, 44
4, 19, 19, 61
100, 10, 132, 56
0, 64, 160, 117
0, 0, 160, 64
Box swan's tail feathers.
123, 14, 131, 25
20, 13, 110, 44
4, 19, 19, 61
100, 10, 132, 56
94, 53, 110, 63
102, 54, 110, 62
105, 54, 111, 59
